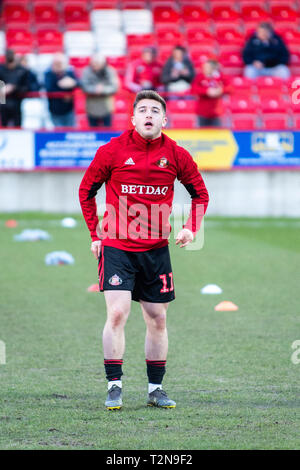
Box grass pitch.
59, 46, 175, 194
0, 213, 300, 450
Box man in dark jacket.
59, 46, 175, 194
44, 53, 78, 128
0, 49, 29, 127
242, 22, 290, 79
161, 45, 195, 92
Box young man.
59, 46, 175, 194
79, 90, 209, 410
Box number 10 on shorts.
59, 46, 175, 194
159, 273, 174, 293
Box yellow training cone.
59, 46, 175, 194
214, 301, 239, 311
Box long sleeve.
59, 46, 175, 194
79, 146, 112, 241
177, 147, 209, 236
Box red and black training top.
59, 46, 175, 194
79, 129, 209, 251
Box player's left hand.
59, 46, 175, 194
175, 229, 194, 248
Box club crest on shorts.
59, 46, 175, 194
156, 156, 169, 168
109, 274, 123, 286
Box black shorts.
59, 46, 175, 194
98, 245, 175, 303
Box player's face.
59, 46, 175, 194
132, 99, 167, 140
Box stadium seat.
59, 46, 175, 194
167, 99, 196, 114
123, 9, 153, 34
240, 5, 269, 22
106, 56, 127, 75
111, 114, 131, 130
219, 50, 244, 71
6, 29, 34, 53
277, 29, 300, 45
33, 4, 60, 28
69, 56, 90, 74
186, 28, 215, 45
211, 5, 240, 23
153, 6, 180, 25
231, 114, 257, 130
261, 114, 290, 129
127, 33, 156, 47
189, 45, 217, 65
0, 32, 6, 56
64, 31, 96, 57
182, 6, 210, 26
215, 28, 244, 46
229, 94, 256, 113
228, 76, 255, 93
259, 96, 287, 113
169, 115, 197, 129
270, 5, 298, 22
156, 28, 185, 45
121, 0, 147, 8
90, 9, 122, 30
2, 4, 31, 27
36, 29, 63, 53
91, 0, 119, 8
255, 76, 287, 96
63, 4, 90, 30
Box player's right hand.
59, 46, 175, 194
91, 240, 101, 259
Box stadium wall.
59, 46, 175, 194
1, 170, 300, 217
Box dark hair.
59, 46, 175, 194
5, 49, 15, 64
258, 22, 273, 32
133, 90, 166, 114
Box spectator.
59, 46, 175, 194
81, 54, 119, 128
0, 49, 29, 127
124, 46, 162, 93
243, 22, 290, 79
18, 55, 41, 92
44, 53, 78, 128
161, 45, 195, 93
193, 59, 230, 127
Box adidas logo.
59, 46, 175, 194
125, 157, 135, 165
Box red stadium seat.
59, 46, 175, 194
219, 50, 243, 68
33, 4, 60, 28
259, 96, 286, 113
36, 29, 63, 52
255, 76, 287, 95
90, 0, 119, 8
270, 5, 298, 22
2, 4, 31, 27
240, 5, 269, 22
6, 29, 34, 53
231, 114, 257, 130
277, 29, 300, 45
189, 45, 217, 65
106, 56, 128, 75
120, 0, 147, 8
182, 6, 210, 25
127, 34, 156, 47
63, 4, 90, 30
228, 76, 255, 93
167, 99, 196, 114
261, 114, 290, 129
111, 114, 131, 130
215, 28, 244, 46
74, 89, 86, 114
170, 115, 197, 129
153, 6, 181, 25
69, 56, 90, 73
229, 94, 256, 113
211, 5, 240, 22
186, 28, 215, 45
155, 29, 185, 45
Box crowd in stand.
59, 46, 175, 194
0, 22, 292, 129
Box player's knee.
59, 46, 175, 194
108, 308, 129, 329
152, 312, 167, 331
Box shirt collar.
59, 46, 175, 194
132, 129, 163, 149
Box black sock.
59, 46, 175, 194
146, 359, 166, 384
104, 359, 123, 381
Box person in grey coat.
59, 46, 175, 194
81, 54, 119, 127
